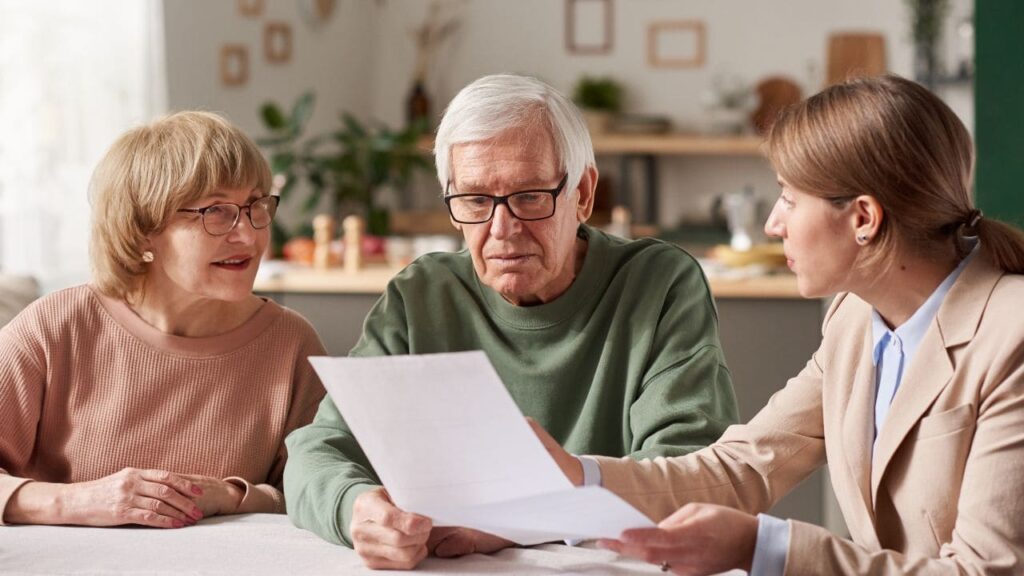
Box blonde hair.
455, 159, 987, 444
768, 74, 1024, 273
89, 111, 272, 300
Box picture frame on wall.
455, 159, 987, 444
237, 0, 264, 18
264, 22, 293, 63
647, 20, 706, 68
220, 45, 249, 86
565, 0, 613, 55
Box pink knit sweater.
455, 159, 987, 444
0, 285, 326, 524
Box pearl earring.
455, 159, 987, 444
142, 251, 154, 263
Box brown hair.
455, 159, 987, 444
89, 111, 272, 300
768, 74, 1024, 274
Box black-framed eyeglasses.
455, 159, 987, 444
177, 195, 279, 236
443, 174, 569, 224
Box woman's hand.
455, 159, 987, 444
178, 474, 245, 517
598, 503, 759, 576
6, 467, 205, 528
526, 417, 583, 486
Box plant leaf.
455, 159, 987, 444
261, 103, 287, 130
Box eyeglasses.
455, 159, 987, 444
444, 174, 568, 224
177, 195, 279, 236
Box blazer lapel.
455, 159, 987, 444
841, 327, 879, 531
870, 326, 953, 503
870, 254, 1003, 504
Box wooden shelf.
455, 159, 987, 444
420, 133, 765, 157
592, 133, 765, 156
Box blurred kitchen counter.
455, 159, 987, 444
254, 261, 802, 299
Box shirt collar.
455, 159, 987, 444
871, 243, 978, 366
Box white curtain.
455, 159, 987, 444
0, 0, 167, 292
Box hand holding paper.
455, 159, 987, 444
309, 351, 654, 545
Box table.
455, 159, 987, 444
0, 513, 744, 575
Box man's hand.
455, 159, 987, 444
526, 417, 583, 486
598, 503, 758, 575
427, 527, 515, 558
351, 487, 432, 570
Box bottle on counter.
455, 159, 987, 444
343, 215, 365, 273
606, 205, 632, 240
312, 214, 336, 270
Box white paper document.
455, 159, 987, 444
309, 351, 655, 545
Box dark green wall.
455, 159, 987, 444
976, 1, 1024, 226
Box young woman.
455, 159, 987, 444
0, 112, 325, 528
536, 75, 1024, 575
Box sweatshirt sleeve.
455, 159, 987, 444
0, 325, 47, 525
283, 281, 407, 546
627, 254, 740, 460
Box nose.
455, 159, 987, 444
226, 209, 260, 243
488, 203, 520, 240
764, 199, 785, 239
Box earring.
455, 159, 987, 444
141, 251, 154, 263
856, 235, 869, 245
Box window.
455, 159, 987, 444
0, 0, 166, 291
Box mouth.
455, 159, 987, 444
211, 256, 254, 271
487, 254, 533, 266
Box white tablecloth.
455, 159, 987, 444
0, 513, 745, 575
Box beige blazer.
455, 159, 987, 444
594, 254, 1024, 575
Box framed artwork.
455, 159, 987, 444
237, 0, 264, 17
565, 0, 613, 55
647, 20, 706, 68
264, 22, 293, 63
300, 0, 338, 27
220, 45, 249, 86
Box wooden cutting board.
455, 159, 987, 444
751, 76, 803, 134
826, 32, 887, 86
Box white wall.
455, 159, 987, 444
165, 0, 972, 229
164, 0, 375, 136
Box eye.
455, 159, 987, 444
516, 193, 544, 204
465, 196, 491, 207
204, 204, 234, 216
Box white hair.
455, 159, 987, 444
434, 74, 595, 196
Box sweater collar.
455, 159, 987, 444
89, 285, 282, 357
475, 225, 607, 330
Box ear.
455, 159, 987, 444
574, 165, 598, 223
850, 195, 883, 243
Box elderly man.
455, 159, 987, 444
284, 74, 738, 570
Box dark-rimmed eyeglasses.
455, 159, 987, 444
177, 195, 279, 236
443, 174, 568, 224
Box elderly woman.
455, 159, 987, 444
0, 112, 325, 528
536, 74, 1024, 575
285, 74, 739, 570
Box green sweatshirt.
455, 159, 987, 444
284, 225, 738, 546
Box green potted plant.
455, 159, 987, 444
572, 76, 624, 134
257, 93, 432, 251
906, 0, 951, 88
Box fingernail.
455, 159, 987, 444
191, 485, 203, 495
192, 508, 204, 520
173, 520, 184, 528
